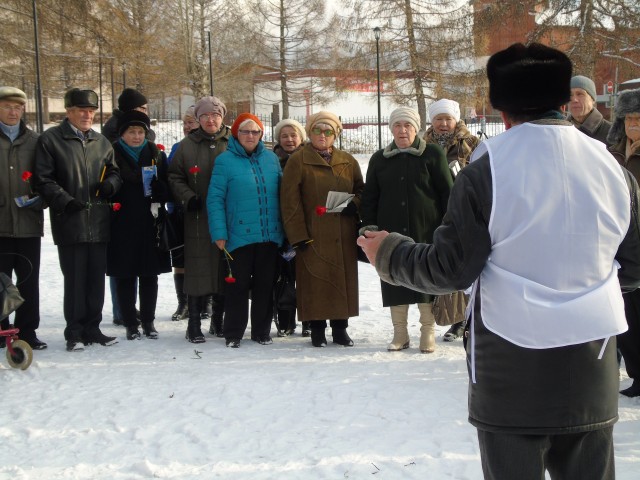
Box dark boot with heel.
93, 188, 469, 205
172, 274, 188, 321
332, 328, 354, 347
185, 296, 205, 344
311, 327, 327, 347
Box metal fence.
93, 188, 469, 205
152, 113, 505, 155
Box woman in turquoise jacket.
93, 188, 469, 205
207, 113, 284, 348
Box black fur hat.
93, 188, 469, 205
487, 43, 572, 114
607, 88, 640, 145
117, 109, 150, 136
64, 88, 99, 108
118, 88, 147, 112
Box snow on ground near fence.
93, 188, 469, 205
1, 155, 638, 480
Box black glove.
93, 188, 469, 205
341, 201, 358, 216
98, 181, 115, 198
65, 199, 86, 213
187, 195, 202, 212
150, 178, 168, 201
292, 239, 313, 251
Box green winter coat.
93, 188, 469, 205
168, 126, 230, 296
280, 143, 364, 321
360, 137, 453, 306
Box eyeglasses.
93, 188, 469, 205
238, 129, 261, 136
0, 105, 24, 113
200, 113, 221, 121
311, 127, 335, 137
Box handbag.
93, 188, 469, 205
1, 272, 25, 322
432, 291, 469, 326
156, 206, 184, 252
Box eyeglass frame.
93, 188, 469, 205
238, 129, 262, 136
199, 112, 222, 121
0, 104, 25, 113
310, 127, 335, 137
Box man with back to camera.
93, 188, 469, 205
34, 88, 122, 352
567, 74, 611, 144
358, 43, 640, 479
0, 86, 47, 350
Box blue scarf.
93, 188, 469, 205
0, 121, 20, 143
118, 138, 148, 162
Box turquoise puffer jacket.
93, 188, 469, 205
207, 136, 284, 252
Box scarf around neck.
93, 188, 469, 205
0, 121, 20, 142
118, 138, 148, 162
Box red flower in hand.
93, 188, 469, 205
315, 206, 327, 216
156, 143, 165, 151
112, 202, 122, 212
22, 171, 33, 182
189, 166, 201, 176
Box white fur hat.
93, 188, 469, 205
274, 118, 307, 143
428, 99, 460, 122
388, 107, 420, 133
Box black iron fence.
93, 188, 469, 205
152, 113, 505, 155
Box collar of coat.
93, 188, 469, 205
383, 137, 427, 158
301, 142, 352, 166
60, 118, 101, 142
568, 108, 605, 135
190, 125, 231, 143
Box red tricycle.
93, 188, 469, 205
0, 326, 33, 370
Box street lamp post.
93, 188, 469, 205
207, 30, 214, 95
98, 37, 104, 129
374, 27, 382, 150
32, 0, 44, 133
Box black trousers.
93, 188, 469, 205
57, 243, 107, 342
114, 275, 158, 327
620, 289, 640, 380
0, 237, 41, 340
223, 242, 278, 339
477, 427, 615, 480
310, 319, 349, 329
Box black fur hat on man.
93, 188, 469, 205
117, 110, 151, 136
607, 89, 640, 145
487, 43, 572, 114
118, 88, 147, 112
64, 88, 99, 109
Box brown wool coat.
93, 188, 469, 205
280, 143, 364, 321
168, 126, 230, 296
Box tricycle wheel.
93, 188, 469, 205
6, 339, 33, 370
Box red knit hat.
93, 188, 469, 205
231, 113, 264, 139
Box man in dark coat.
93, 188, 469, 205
567, 75, 611, 144
358, 44, 640, 479
102, 87, 156, 143
35, 88, 122, 352
0, 86, 47, 350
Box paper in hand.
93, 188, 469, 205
142, 165, 157, 197
14, 195, 43, 208
325, 191, 355, 213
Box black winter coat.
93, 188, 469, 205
106, 141, 171, 277
34, 119, 121, 246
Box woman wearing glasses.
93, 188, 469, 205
207, 113, 284, 348
168, 96, 230, 343
280, 111, 364, 347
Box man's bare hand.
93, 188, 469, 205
357, 230, 390, 266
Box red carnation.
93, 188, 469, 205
156, 143, 166, 151
112, 202, 122, 212
189, 166, 201, 175
22, 171, 33, 182
224, 274, 236, 284
315, 206, 327, 216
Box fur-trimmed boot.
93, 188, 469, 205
418, 303, 435, 354
185, 296, 205, 344
171, 274, 188, 321
388, 305, 410, 351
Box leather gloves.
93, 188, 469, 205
187, 195, 202, 212
98, 181, 115, 198
65, 199, 86, 213
341, 201, 358, 216
151, 178, 168, 201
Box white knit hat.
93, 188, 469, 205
428, 99, 460, 122
274, 118, 307, 143
388, 107, 420, 132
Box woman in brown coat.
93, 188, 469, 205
280, 111, 364, 347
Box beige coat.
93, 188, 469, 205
280, 144, 364, 321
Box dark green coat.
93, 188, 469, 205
360, 138, 452, 306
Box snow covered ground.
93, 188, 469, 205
1, 155, 639, 480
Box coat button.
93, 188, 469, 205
401, 201, 406, 206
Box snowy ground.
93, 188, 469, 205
1, 155, 639, 480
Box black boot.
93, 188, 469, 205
142, 321, 158, 339
311, 327, 327, 347
332, 328, 354, 347
620, 379, 640, 398
126, 324, 141, 340
172, 274, 188, 321
301, 321, 311, 337
186, 296, 205, 343
208, 294, 225, 337
201, 294, 213, 320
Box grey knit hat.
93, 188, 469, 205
389, 107, 421, 132
607, 88, 640, 145
571, 75, 597, 101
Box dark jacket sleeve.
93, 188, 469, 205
616, 167, 640, 292
375, 155, 493, 294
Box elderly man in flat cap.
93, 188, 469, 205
0, 87, 47, 350
359, 44, 640, 479
34, 88, 122, 352
567, 75, 611, 144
